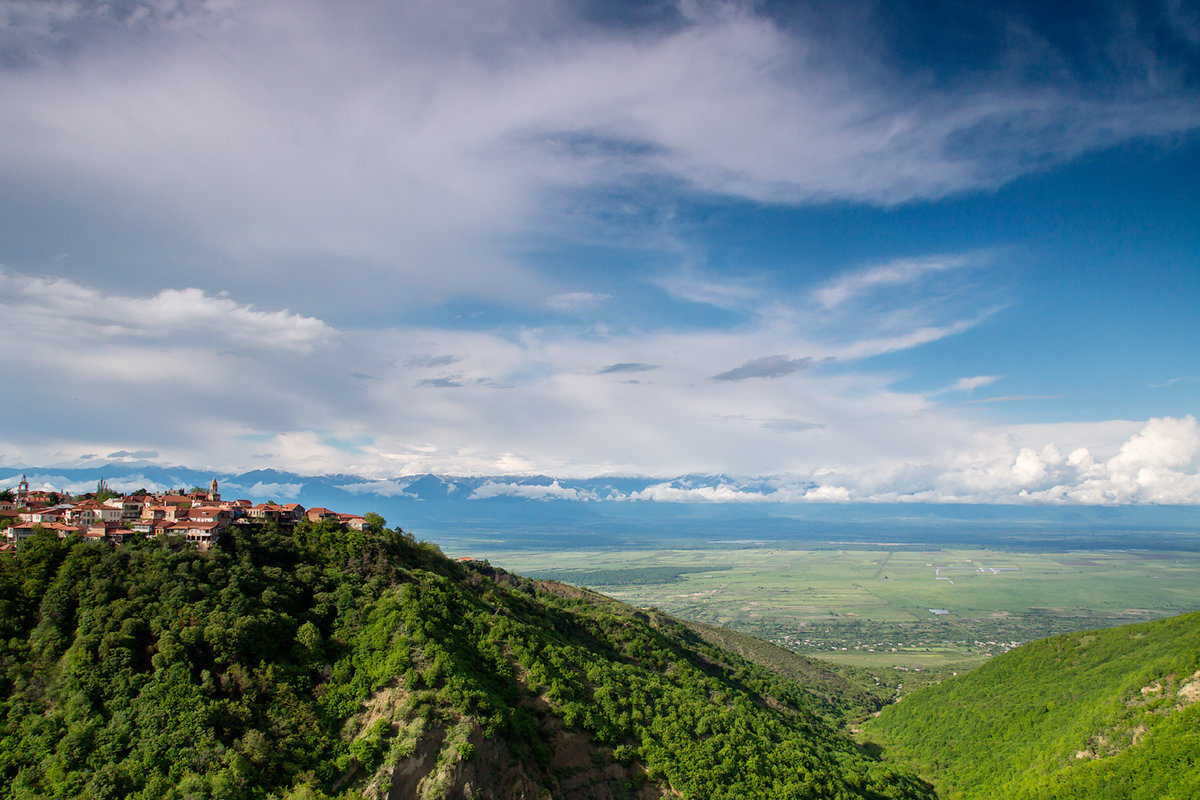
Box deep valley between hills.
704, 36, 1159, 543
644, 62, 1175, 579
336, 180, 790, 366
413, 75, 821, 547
1, 519, 1197, 799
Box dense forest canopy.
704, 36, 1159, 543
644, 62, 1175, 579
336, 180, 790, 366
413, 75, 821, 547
0, 521, 933, 800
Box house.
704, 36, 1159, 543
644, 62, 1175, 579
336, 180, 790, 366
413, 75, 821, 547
247, 504, 283, 523
131, 518, 172, 536
189, 506, 232, 526
22, 508, 63, 525
280, 503, 306, 523
342, 514, 369, 531
169, 520, 221, 550
64, 502, 122, 526
5, 523, 39, 545
104, 496, 145, 521
306, 507, 337, 523
45, 522, 84, 538
86, 523, 137, 543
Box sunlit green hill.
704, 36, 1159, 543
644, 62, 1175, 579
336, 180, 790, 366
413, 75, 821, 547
863, 611, 1200, 799
0, 522, 932, 800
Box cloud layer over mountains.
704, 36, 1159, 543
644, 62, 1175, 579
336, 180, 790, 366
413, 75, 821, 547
1, 1, 1197, 504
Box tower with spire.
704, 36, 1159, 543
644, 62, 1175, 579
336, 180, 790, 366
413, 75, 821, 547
208, 477, 220, 502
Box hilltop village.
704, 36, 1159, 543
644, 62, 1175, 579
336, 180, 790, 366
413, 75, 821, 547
0, 475, 369, 550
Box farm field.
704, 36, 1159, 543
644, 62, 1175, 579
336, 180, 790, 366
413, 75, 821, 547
465, 546, 1200, 676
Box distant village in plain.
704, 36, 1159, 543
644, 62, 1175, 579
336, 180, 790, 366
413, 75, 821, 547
0, 475, 369, 551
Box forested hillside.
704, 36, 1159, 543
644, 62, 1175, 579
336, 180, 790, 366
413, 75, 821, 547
0, 522, 933, 800
863, 611, 1200, 799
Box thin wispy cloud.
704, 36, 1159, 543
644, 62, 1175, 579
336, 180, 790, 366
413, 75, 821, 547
968, 394, 1063, 404
815, 255, 977, 309
651, 268, 763, 311
418, 377, 467, 389
712, 355, 815, 382
597, 362, 660, 375
106, 450, 159, 460
757, 419, 823, 434
547, 292, 612, 313
1149, 376, 1196, 389
930, 376, 1001, 396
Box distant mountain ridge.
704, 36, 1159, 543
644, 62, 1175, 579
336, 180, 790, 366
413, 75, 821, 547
5, 462, 1200, 551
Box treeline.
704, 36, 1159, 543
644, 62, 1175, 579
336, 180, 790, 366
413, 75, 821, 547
0, 521, 934, 799
525, 564, 730, 587
863, 611, 1200, 799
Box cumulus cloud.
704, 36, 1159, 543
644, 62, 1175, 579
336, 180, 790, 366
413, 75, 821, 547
242, 481, 303, 500
470, 480, 599, 501
337, 480, 419, 498
801, 416, 1200, 505
624, 479, 851, 504
0, 472, 167, 495
0, 267, 332, 355
628, 482, 776, 503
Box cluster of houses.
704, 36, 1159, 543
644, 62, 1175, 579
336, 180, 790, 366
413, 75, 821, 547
1, 475, 371, 551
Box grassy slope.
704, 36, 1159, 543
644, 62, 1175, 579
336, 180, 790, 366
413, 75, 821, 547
863, 611, 1200, 800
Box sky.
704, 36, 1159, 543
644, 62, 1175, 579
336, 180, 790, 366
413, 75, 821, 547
1, 0, 1199, 504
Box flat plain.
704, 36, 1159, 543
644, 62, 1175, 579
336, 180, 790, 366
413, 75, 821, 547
463, 546, 1200, 676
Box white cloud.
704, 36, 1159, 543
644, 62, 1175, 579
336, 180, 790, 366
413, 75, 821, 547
3, 1, 1192, 317
0, 267, 332, 355
628, 482, 775, 503
815, 255, 976, 309
470, 480, 599, 501
337, 480, 418, 498
712, 355, 814, 382
0, 472, 170, 495
241, 481, 304, 500
799, 417, 1200, 505
0, 2, 1193, 505
944, 376, 1001, 395
652, 269, 763, 311
546, 292, 611, 313
6, 257, 1191, 507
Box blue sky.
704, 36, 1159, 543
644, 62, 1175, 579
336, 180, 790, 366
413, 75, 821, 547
1, 0, 1198, 504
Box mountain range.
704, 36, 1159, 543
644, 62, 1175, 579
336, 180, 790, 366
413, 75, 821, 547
6, 462, 1200, 552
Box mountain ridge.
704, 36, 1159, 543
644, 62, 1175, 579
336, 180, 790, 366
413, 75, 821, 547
5, 464, 1200, 552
